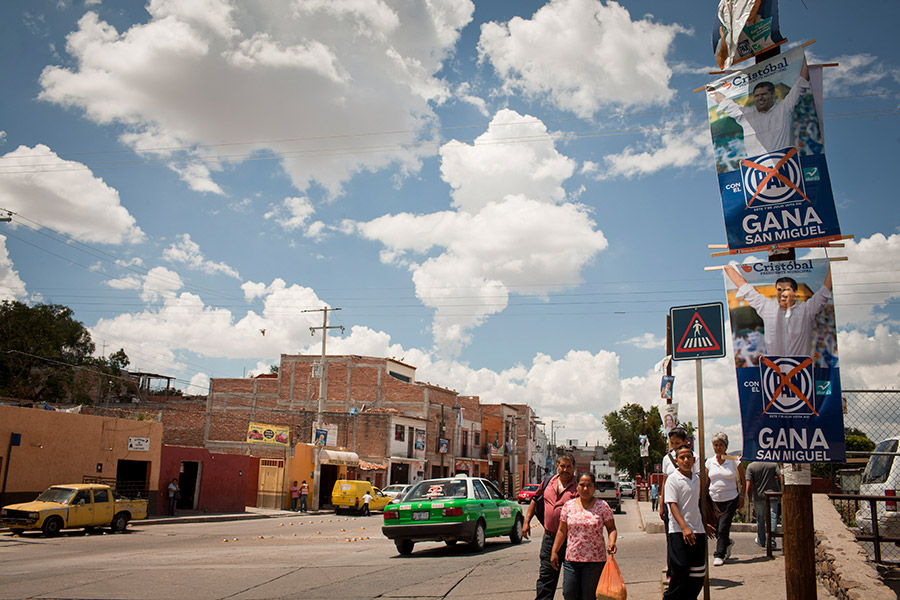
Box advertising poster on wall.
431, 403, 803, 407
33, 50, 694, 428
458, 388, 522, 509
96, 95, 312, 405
706, 46, 841, 253
248, 421, 290, 446
414, 429, 426, 451
723, 258, 845, 462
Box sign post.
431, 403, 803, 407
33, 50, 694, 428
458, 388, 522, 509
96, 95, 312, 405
670, 303, 725, 600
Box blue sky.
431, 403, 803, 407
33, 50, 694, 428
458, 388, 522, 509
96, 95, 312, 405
1, 0, 898, 452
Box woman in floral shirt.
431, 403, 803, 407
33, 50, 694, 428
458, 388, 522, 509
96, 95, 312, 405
550, 471, 618, 600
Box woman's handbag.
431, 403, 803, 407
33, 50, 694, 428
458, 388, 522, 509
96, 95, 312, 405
596, 554, 627, 600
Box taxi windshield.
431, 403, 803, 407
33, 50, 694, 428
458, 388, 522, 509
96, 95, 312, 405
406, 479, 467, 501
36, 487, 77, 504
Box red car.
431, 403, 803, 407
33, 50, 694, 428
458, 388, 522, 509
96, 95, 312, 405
516, 483, 541, 504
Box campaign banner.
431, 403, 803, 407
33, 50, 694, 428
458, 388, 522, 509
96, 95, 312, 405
660, 375, 674, 400
248, 421, 290, 446
713, 0, 784, 69
706, 46, 841, 254
723, 258, 845, 462
663, 403, 678, 434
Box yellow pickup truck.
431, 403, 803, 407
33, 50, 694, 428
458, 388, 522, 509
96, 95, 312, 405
1, 483, 148, 536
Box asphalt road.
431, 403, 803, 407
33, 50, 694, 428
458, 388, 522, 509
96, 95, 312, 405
0, 503, 661, 600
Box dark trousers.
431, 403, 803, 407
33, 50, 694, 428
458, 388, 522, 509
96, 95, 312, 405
713, 497, 739, 558
662, 504, 671, 576
537, 531, 567, 599
299, 494, 308, 512
290, 497, 298, 511
663, 532, 707, 600
561, 560, 604, 600
362, 503, 369, 516
168, 496, 176, 516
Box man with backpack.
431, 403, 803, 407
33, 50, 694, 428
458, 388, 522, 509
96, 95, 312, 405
522, 453, 578, 599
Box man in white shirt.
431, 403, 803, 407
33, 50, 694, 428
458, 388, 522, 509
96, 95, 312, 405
708, 58, 810, 157
724, 264, 832, 359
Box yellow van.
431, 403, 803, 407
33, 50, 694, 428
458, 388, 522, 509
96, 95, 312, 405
331, 480, 392, 514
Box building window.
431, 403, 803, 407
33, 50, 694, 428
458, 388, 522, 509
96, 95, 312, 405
395, 424, 405, 441
462, 430, 469, 457
474, 432, 481, 447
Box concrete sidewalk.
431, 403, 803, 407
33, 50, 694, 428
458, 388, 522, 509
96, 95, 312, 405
138, 506, 334, 526
629, 497, 836, 599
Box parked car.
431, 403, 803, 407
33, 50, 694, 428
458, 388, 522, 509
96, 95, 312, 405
382, 484, 411, 501
0, 484, 147, 536
331, 480, 392, 514
619, 482, 635, 498
516, 483, 541, 504
594, 479, 621, 513
856, 437, 900, 537
381, 475, 524, 555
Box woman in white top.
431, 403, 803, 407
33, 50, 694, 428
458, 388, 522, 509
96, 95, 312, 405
705, 432, 745, 566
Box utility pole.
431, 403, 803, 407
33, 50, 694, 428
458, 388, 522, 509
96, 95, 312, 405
303, 306, 344, 512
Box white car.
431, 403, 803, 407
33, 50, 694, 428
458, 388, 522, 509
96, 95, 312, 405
381, 484, 411, 502
855, 437, 900, 538
619, 482, 635, 498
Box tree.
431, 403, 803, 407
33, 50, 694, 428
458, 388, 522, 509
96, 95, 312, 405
603, 404, 668, 480
0, 301, 96, 402
812, 427, 876, 481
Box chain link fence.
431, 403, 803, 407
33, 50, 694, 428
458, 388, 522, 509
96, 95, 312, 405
830, 389, 900, 564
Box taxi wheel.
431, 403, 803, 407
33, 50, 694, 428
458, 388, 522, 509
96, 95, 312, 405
42, 517, 63, 537
395, 539, 414, 555
468, 520, 486, 552
509, 515, 524, 545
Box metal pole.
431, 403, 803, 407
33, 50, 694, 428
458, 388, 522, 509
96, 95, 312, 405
695, 358, 711, 600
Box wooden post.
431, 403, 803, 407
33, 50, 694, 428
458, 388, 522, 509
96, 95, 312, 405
782, 464, 816, 598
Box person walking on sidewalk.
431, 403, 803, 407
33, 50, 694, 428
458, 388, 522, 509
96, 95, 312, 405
523, 453, 579, 599
706, 432, 744, 566
550, 471, 617, 600
663, 447, 715, 600
650, 482, 659, 512
746, 461, 780, 549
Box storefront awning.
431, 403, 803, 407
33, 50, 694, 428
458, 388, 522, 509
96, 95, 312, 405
320, 450, 359, 466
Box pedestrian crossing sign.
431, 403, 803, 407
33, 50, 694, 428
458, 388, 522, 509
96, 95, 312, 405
669, 303, 725, 361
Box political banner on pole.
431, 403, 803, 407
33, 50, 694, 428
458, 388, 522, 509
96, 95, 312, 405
723, 258, 844, 462
706, 46, 841, 254
713, 0, 784, 69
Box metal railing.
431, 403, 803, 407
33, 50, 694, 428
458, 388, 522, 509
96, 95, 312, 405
829, 492, 900, 564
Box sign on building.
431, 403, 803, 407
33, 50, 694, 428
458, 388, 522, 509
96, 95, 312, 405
127, 436, 150, 451
247, 421, 290, 447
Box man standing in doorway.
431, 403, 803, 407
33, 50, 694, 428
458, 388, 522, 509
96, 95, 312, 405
522, 453, 578, 599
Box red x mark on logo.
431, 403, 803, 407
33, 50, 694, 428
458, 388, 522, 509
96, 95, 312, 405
741, 147, 811, 207
760, 354, 819, 416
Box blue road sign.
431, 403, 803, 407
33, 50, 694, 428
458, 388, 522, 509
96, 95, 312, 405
670, 303, 726, 361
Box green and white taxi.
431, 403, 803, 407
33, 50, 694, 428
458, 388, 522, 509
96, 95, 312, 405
381, 475, 524, 555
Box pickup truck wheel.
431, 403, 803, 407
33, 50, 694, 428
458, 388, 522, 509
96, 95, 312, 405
509, 515, 524, 545
10, 528, 24, 535
614, 503, 621, 514
111, 512, 129, 533
444, 539, 457, 546
42, 516, 63, 537
468, 520, 486, 552
395, 539, 414, 555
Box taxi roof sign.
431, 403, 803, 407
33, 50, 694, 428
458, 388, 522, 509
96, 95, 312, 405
669, 303, 726, 361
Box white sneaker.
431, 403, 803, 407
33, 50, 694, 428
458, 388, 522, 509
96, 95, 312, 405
713, 557, 724, 567
725, 539, 735, 559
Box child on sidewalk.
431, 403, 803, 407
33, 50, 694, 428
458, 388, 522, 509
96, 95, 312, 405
663, 446, 714, 599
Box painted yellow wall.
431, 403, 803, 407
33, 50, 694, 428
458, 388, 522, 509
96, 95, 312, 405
0, 405, 163, 494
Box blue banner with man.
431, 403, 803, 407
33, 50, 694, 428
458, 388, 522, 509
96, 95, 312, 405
706, 46, 841, 254
723, 258, 845, 462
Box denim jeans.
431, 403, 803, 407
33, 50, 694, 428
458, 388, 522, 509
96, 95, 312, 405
290, 497, 298, 511
754, 498, 779, 547
299, 494, 308, 512
537, 532, 566, 599
562, 560, 605, 600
